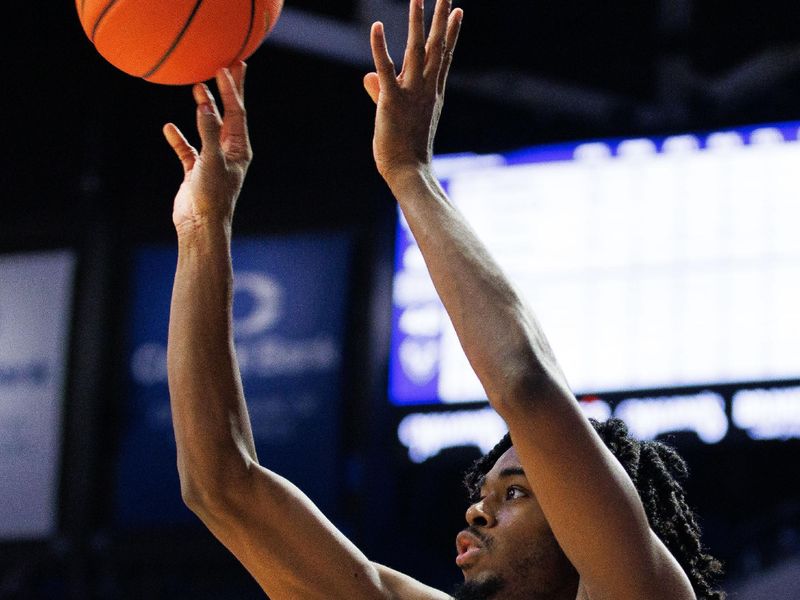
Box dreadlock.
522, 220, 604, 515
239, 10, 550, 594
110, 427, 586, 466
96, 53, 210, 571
463, 418, 725, 600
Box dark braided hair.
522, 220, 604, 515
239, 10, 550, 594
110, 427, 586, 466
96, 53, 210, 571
463, 418, 725, 600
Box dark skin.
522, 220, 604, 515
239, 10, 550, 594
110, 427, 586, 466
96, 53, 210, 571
457, 447, 579, 600
164, 1, 697, 598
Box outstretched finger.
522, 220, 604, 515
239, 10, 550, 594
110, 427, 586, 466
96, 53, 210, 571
163, 123, 198, 174
370, 22, 398, 90
217, 67, 250, 155
230, 61, 247, 99
402, 0, 426, 82
423, 0, 451, 79
216, 67, 246, 120
437, 8, 463, 93
193, 83, 223, 154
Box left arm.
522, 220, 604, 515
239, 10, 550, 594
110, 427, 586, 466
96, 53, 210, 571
365, 2, 695, 598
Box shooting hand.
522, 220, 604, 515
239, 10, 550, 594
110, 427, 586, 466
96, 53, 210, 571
164, 62, 252, 237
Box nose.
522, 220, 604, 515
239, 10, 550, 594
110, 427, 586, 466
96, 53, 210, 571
466, 498, 496, 528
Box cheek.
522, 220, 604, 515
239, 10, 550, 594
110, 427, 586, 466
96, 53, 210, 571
498, 510, 578, 592
495, 503, 551, 548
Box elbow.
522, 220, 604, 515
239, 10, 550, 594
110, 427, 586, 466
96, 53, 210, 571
178, 464, 251, 519
488, 343, 566, 416
179, 475, 213, 514
491, 364, 545, 415
179, 474, 222, 519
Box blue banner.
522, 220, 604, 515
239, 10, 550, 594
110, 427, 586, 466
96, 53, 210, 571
116, 234, 352, 528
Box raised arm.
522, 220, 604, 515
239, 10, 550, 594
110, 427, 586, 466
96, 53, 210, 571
365, 2, 695, 598
163, 64, 446, 600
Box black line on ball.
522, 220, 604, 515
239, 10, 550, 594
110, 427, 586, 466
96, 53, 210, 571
142, 0, 205, 80
91, 0, 121, 42
233, 0, 257, 63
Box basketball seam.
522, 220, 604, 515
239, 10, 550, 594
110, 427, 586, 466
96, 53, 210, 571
233, 0, 257, 63
91, 0, 121, 41
142, 0, 205, 80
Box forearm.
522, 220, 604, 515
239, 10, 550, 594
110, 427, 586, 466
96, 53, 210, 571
388, 166, 566, 406
167, 221, 257, 505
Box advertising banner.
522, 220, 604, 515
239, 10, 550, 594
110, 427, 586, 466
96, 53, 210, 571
0, 251, 76, 539
116, 234, 351, 527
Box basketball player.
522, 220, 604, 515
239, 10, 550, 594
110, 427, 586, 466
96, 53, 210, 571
163, 0, 724, 598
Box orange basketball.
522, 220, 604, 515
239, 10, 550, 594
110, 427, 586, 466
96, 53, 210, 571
76, 0, 283, 85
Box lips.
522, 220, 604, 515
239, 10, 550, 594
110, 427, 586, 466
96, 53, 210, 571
456, 530, 485, 568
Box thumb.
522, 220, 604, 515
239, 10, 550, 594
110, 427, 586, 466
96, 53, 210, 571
163, 122, 198, 174
363, 72, 380, 104
193, 83, 222, 154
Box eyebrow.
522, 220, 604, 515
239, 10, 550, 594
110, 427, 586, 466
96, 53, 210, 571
474, 467, 528, 495
497, 467, 526, 479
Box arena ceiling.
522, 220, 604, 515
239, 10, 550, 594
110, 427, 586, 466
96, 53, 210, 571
281, 0, 800, 129
5, 0, 800, 237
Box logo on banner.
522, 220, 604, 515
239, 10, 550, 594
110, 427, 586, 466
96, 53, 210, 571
233, 272, 283, 338
0, 299, 49, 388
399, 338, 438, 385
131, 264, 340, 385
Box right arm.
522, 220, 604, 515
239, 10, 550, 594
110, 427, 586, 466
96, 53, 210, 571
164, 65, 448, 600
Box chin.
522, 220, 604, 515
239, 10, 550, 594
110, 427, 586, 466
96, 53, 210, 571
452, 574, 506, 600
463, 567, 490, 581
461, 556, 496, 580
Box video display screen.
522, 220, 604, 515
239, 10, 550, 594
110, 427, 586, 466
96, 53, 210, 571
389, 122, 800, 406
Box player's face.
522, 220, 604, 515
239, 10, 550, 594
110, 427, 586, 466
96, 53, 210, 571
454, 447, 578, 599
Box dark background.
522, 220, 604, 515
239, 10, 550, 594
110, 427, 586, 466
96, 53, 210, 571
3, 0, 800, 598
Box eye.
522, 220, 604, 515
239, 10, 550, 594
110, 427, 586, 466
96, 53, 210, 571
505, 486, 527, 500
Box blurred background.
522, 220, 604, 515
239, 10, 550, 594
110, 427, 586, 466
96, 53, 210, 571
2, 0, 800, 598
